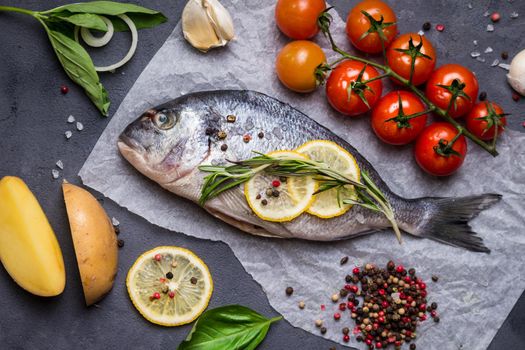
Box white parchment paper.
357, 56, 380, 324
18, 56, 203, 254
80, 1, 525, 348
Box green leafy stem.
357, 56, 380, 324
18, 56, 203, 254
0, 2, 167, 116
317, 8, 499, 157
199, 152, 402, 243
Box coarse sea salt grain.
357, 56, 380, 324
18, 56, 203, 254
473, 40, 478, 46
487, 24, 495, 32
76, 122, 84, 131
484, 11, 491, 17
112, 217, 120, 226
65, 130, 72, 139
491, 59, 500, 67
476, 57, 486, 63
498, 63, 511, 71
511, 12, 519, 19
485, 47, 493, 54
468, 3, 473, 9
52, 169, 60, 179
471, 51, 481, 58
67, 115, 75, 123
56, 160, 64, 169
417, 30, 425, 36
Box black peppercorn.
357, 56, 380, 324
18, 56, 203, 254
166, 272, 174, 279
320, 327, 327, 334
431, 302, 438, 310
117, 239, 125, 248
410, 344, 417, 350
432, 275, 439, 282
220, 144, 228, 151
345, 275, 353, 283
342, 327, 350, 335
422, 22, 431, 31
285, 287, 294, 296
479, 91, 487, 101
501, 51, 509, 60
190, 277, 198, 284
258, 131, 264, 138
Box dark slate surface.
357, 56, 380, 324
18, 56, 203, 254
0, 1, 524, 349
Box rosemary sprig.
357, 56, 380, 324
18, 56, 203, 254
199, 152, 402, 243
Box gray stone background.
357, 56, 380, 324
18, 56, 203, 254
0, 0, 523, 349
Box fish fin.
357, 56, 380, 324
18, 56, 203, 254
411, 194, 501, 253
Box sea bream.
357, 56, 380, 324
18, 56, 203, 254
117, 90, 500, 253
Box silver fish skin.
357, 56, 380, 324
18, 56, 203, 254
118, 90, 500, 253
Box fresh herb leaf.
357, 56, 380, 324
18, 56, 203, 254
178, 305, 282, 350
45, 26, 110, 115
42, 1, 160, 16
52, 13, 108, 31
110, 13, 167, 31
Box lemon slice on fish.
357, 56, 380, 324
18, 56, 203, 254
290, 140, 360, 219
126, 246, 213, 327
244, 151, 317, 222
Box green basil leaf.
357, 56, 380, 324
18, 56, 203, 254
110, 13, 167, 31
52, 13, 108, 31
178, 305, 282, 350
45, 26, 110, 116
43, 1, 161, 16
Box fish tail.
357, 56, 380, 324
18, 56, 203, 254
405, 194, 502, 253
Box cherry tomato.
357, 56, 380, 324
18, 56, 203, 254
371, 91, 428, 145
275, 0, 326, 39
414, 123, 467, 176
326, 60, 383, 116
386, 33, 436, 86
425, 64, 479, 118
345, 0, 397, 54
465, 101, 507, 141
276, 40, 326, 93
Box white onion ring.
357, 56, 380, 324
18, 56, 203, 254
81, 16, 114, 47
74, 14, 138, 72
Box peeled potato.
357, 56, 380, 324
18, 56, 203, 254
63, 183, 118, 306
0, 176, 66, 297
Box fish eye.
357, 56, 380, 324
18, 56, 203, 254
153, 111, 176, 130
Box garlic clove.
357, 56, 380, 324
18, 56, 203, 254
182, 0, 235, 53
205, 0, 235, 43
507, 49, 525, 96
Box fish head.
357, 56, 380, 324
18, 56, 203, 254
117, 106, 210, 185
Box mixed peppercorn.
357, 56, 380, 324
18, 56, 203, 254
287, 260, 440, 349
339, 261, 438, 349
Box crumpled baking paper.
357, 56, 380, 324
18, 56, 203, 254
80, 0, 525, 348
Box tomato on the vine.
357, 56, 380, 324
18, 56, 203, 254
276, 40, 326, 93
386, 33, 436, 86
465, 102, 507, 141
425, 64, 479, 118
345, 0, 397, 54
275, 0, 326, 40
371, 91, 428, 145
414, 123, 467, 176
326, 60, 383, 116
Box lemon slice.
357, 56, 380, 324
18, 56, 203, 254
290, 140, 360, 219
244, 150, 317, 222
126, 246, 213, 327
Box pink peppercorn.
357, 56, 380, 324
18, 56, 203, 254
436, 24, 445, 32
352, 267, 360, 275
272, 180, 281, 187
491, 12, 501, 22
343, 334, 350, 342
60, 85, 69, 94
334, 312, 341, 320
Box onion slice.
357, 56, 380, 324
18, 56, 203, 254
74, 14, 138, 72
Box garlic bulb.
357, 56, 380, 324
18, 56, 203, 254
507, 49, 525, 96
182, 0, 235, 52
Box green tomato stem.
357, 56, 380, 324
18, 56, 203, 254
323, 24, 499, 157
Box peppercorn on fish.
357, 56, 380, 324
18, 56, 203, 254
117, 90, 500, 252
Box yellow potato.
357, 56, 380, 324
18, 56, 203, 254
0, 176, 66, 297
63, 183, 118, 306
